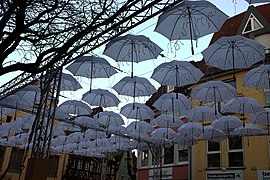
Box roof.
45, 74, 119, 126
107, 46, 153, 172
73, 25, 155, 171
210, 3, 270, 44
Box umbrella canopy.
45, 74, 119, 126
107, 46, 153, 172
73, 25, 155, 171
59, 73, 82, 91
178, 122, 203, 137
57, 100, 92, 116
153, 92, 192, 112
82, 89, 120, 108
14, 85, 41, 103
126, 120, 154, 133
151, 127, 177, 140
191, 81, 237, 103
223, 97, 264, 115
151, 114, 184, 128
113, 76, 156, 97
203, 35, 265, 70
201, 126, 227, 142
186, 106, 221, 122
154, 0, 228, 54
120, 102, 155, 120
243, 64, 270, 89
95, 111, 124, 127
173, 134, 198, 147
250, 108, 270, 125
151, 60, 204, 87
66, 56, 117, 91
233, 123, 263, 136
103, 34, 163, 77
83, 129, 106, 141
211, 115, 242, 133
74, 116, 100, 129
105, 125, 128, 136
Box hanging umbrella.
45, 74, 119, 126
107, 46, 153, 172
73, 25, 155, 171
203, 35, 265, 70
120, 102, 155, 120
178, 122, 203, 137
66, 56, 117, 91
154, 0, 228, 54
233, 123, 263, 136
113, 76, 156, 97
129, 131, 151, 142
103, 34, 163, 77
82, 89, 120, 108
14, 85, 41, 104
153, 92, 192, 112
211, 115, 242, 134
223, 97, 264, 115
126, 120, 154, 133
201, 126, 227, 142
130, 140, 149, 150
250, 108, 270, 134
83, 129, 106, 141
186, 106, 221, 123
57, 100, 92, 116
67, 132, 84, 143
59, 73, 82, 91
105, 125, 128, 136
95, 111, 124, 127
243, 64, 270, 89
173, 134, 198, 147
151, 127, 177, 140
191, 81, 237, 114
74, 116, 100, 129
151, 60, 204, 87
55, 122, 81, 132
151, 114, 184, 128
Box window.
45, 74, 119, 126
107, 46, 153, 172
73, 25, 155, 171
265, 89, 270, 106
8, 148, 25, 172
228, 136, 244, 167
224, 79, 236, 89
77, 160, 83, 170
152, 148, 161, 166
178, 148, 188, 162
141, 150, 149, 166
207, 141, 221, 168
167, 86, 175, 92
164, 146, 174, 165
6, 115, 13, 123
242, 13, 263, 34
47, 155, 59, 177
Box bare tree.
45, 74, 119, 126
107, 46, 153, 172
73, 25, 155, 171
0, 0, 134, 76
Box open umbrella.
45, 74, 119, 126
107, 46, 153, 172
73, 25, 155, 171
57, 100, 92, 116
233, 123, 263, 136
95, 111, 124, 127
151, 60, 204, 87
250, 108, 270, 134
211, 115, 242, 134
153, 92, 192, 114
126, 120, 154, 133
191, 81, 237, 114
154, 0, 228, 54
74, 116, 100, 129
201, 126, 227, 142
203, 35, 265, 71
178, 122, 203, 137
245, 0, 270, 4
103, 34, 163, 77
59, 73, 82, 91
120, 102, 155, 120
151, 114, 184, 128
82, 89, 120, 108
66, 55, 117, 92
243, 64, 270, 89
151, 127, 177, 140
186, 106, 221, 123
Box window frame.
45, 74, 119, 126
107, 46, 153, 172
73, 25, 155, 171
47, 155, 60, 177
227, 136, 244, 168
207, 141, 221, 168
178, 145, 189, 164
8, 147, 25, 172
141, 150, 149, 167
242, 13, 264, 34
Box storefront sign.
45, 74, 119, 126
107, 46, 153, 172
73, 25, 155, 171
149, 167, 172, 179
206, 170, 243, 180
257, 170, 270, 180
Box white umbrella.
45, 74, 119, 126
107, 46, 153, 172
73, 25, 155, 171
57, 100, 92, 116
55, 122, 81, 132
103, 34, 163, 77
66, 55, 117, 92
223, 97, 264, 115
105, 125, 128, 136
151, 114, 184, 128
67, 132, 84, 143
173, 134, 198, 147
201, 126, 227, 142
211, 116, 242, 133
154, 0, 228, 54
83, 129, 106, 141
126, 120, 154, 133
95, 111, 124, 127
203, 35, 265, 70
178, 122, 203, 137
120, 102, 155, 120
82, 89, 120, 108
151, 60, 204, 87
74, 116, 100, 129
243, 64, 270, 89
186, 106, 221, 122
59, 72, 82, 91
130, 140, 149, 150
233, 123, 263, 136
151, 127, 177, 140
250, 108, 270, 134
153, 92, 192, 115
